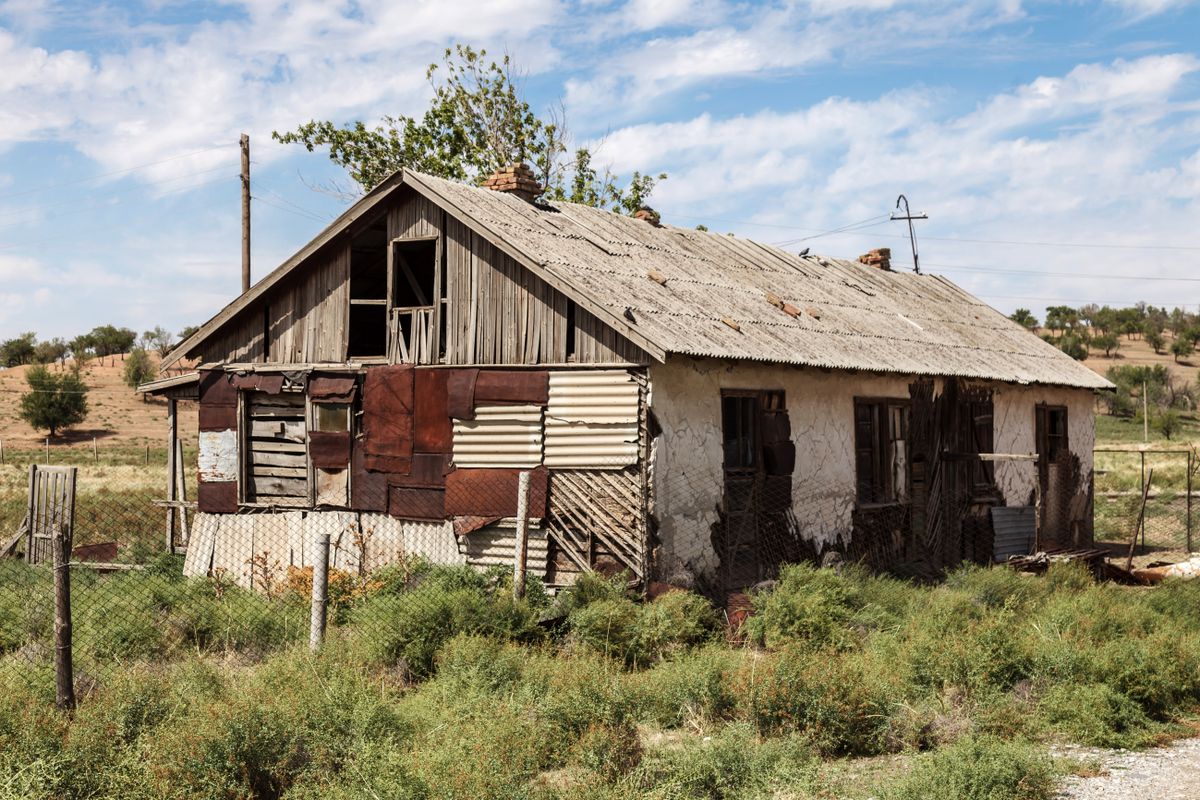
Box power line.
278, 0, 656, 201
926, 261, 1200, 283
770, 215, 891, 246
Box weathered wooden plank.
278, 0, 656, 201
250, 419, 306, 442
252, 464, 308, 479
253, 476, 308, 497
250, 440, 306, 454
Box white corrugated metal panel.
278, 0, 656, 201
452, 404, 543, 468
462, 521, 550, 577
544, 370, 639, 469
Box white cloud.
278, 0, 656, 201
585, 54, 1200, 312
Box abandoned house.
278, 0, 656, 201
143, 163, 1112, 593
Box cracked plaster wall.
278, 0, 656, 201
992, 384, 1096, 507
648, 357, 1098, 581
647, 356, 919, 580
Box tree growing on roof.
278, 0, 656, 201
19, 365, 88, 437
273, 45, 665, 214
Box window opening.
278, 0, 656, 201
855, 399, 910, 504
348, 220, 388, 358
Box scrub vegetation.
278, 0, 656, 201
3, 561, 1199, 800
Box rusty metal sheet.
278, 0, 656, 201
444, 466, 549, 519
197, 481, 237, 513
309, 373, 357, 402
198, 430, 237, 482
309, 431, 351, 469
388, 486, 446, 522
414, 369, 453, 454
362, 364, 414, 473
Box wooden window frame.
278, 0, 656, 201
387, 235, 442, 364
1036, 404, 1069, 462
854, 397, 910, 507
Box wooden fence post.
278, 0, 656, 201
54, 467, 77, 711
165, 398, 178, 554
309, 532, 330, 652
513, 470, 530, 600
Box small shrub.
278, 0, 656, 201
568, 590, 719, 666
570, 720, 643, 782
623, 723, 816, 799
1037, 683, 1152, 748
353, 570, 543, 678
884, 735, 1056, 800
733, 648, 896, 756
627, 646, 745, 729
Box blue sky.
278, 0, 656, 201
1, 0, 1199, 341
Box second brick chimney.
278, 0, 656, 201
481, 163, 541, 203
858, 248, 891, 271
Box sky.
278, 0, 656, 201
1, 0, 1199, 342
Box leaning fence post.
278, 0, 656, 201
1188, 450, 1194, 554
513, 470, 531, 600
309, 532, 330, 652
54, 467, 77, 711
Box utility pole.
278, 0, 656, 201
891, 194, 927, 275
240, 133, 251, 294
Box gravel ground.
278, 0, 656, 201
1055, 738, 1200, 799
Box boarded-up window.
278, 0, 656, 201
452, 405, 543, 468
855, 399, 909, 504
244, 391, 309, 506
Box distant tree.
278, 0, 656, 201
1058, 333, 1088, 361
1146, 330, 1166, 354
1009, 308, 1039, 330
1171, 337, 1194, 364
68, 334, 94, 366
19, 365, 88, 437
123, 348, 157, 391
1156, 409, 1182, 440
1093, 332, 1120, 358
177, 324, 200, 342
0, 332, 37, 367
32, 337, 69, 365
1078, 303, 1099, 329
1044, 305, 1079, 335
143, 326, 175, 356
87, 325, 137, 357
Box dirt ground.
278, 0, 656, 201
0, 355, 197, 454
1077, 330, 1200, 386
1055, 737, 1200, 800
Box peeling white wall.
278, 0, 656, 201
648, 356, 1097, 580
992, 384, 1096, 507
648, 356, 920, 579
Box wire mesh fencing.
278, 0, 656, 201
1093, 448, 1197, 558
0, 449, 1085, 700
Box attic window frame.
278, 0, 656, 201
387, 234, 442, 364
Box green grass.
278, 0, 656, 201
2, 560, 1198, 799
1095, 413, 1200, 447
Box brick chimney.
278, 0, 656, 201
481, 163, 541, 203
858, 248, 891, 271
633, 207, 661, 226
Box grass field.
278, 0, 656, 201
3, 561, 1199, 800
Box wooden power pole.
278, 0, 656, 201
240, 133, 251, 293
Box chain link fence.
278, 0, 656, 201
1094, 448, 1197, 558
0, 448, 1096, 703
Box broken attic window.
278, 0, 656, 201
393, 239, 437, 309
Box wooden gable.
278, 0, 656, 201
196, 187, 647, 367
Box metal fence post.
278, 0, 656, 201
309, 532, 330, 652
513, 470, 530, 600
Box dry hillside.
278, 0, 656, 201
0, 354, 197, 453
1079, 331, 1200, 385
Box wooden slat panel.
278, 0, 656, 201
253, 475, 308, 497
250, 419, 306, 442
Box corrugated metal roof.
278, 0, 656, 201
545, 370, 639, 468
410, 172, 1112, 391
